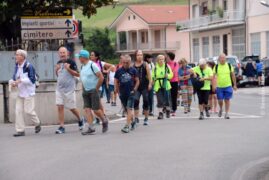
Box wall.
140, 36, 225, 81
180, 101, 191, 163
0, 84, 3, 123
166, 26, 190, 61
6, 82, 84, 126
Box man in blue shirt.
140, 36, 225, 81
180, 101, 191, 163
79, 50, 109, 135
115, 55, 140, 133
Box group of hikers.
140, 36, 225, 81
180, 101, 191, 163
10, 47, 237, 136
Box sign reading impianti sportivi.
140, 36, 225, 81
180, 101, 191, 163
21, 7, 73, 40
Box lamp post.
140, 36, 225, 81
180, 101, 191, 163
260, 0, 269, 7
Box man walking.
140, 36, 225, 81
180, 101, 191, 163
133, 50, 152, 126
115, 55, 140, 133
213, 53, 237, 119
79, 50, 109, 135
11, 49, 41, 137
55, 47, 84, 134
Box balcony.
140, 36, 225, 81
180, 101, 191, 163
176, 10, 245, 32
117, 41, 181, 52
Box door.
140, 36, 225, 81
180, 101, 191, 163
223, 34, 228, 55
154, 30, 161, 49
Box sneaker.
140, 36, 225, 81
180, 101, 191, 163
35, 123, 41, 133
188, 106, 191, 112
149, 112, 154, 116
13, 131, 25, 137
135, 117, 139, 124
162, 107, 167, 113
184, 108, 188, 114
199, 113, 204, 120
102, 121, 109, 133
224, 113, 230, 119
78, 118, 84, 131
166, 110, 170, 118
143, 118, 149, 126
157, 112, 164, 120
171, 111, 176, 117
121, 125, 130, 133
131, 119, 137, 130
81, 127, 96, 135
55, 126, 65, 134
218, 109, 223, 117
205, 110, 210, 117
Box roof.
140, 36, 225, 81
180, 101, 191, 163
128, 5, 189, 24
110, 5, 189, 29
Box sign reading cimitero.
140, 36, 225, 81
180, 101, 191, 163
21, 7, 73, 40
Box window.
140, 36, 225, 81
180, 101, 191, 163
212, 0, 218, 11
251, 33, 261, 55
266, 31, 269, 57
141, 31, 148, 43
133, 15, 136, 20
201, 2, 208, 15
202, 37, 209, 58
192, 4, 199, 18
232, 28, 246, 60
193, 38, 200, 62
223, 0, 227, 11
212, 36, 220, 57
128, 16, 130, 20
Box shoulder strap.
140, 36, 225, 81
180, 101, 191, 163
216, 64, 218, 74
228, 63, 232, 72
98, 60, 103, 72
90, 62, 97, 76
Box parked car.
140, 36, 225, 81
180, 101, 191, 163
263, 58, 269, 86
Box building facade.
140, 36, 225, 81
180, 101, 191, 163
110, 5, 190, 61
177, 0, 246, 62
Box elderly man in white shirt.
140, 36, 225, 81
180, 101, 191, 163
11, 49, 41, 137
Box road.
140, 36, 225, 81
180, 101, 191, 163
0, 87, 269, 180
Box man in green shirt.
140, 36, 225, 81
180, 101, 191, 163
213, 53, 237, 119
190, 58, 213, 120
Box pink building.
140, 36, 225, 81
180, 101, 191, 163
109, 5, 190, 60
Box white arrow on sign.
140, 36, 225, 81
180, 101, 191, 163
21, 29, 73, 40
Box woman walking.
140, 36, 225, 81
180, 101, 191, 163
178, 58, 193, 114
152, 55, 173, 119
207, 60, 218, 113
107, 65, 117, 106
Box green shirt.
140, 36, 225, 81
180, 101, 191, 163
192, 66, 213, 90
152, 63, 173, 92
213, 63, 234, 88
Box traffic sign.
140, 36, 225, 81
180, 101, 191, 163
21, 29, 73, 40
22, 7, 72, 18
72, 20, 79, 39
21, 18, 73, 29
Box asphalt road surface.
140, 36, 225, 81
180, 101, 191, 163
0, 87, 269, 180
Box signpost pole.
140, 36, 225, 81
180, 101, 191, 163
2, 83, 10, 123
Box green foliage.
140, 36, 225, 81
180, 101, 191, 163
85, 28, 116, 61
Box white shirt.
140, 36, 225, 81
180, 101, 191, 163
16, 60, 36, 98
109, 71, 115, 85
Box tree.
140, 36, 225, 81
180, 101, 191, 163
85, 28, 116, 60
0, 0, 114, 45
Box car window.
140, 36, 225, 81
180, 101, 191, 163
226, 58, 237, 66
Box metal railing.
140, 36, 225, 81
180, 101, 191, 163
177, 10, 245, 31
117, 41, 181, 51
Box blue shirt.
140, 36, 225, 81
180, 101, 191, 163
115, 67, 138, 97
80, 61, 100, 91
178, 65, 192, 86
256, 62, 263, 72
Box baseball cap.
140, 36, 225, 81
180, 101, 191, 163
76, 50, 90, 58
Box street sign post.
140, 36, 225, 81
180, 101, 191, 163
21, 8, 73, 40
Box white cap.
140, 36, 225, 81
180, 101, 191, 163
199, 58, 207, 65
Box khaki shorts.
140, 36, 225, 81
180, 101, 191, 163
56, 90, 76, 109
82, 89, 101, 110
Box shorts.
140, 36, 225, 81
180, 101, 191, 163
134, 89, 149, 110
216, 86, 233, 100
197, 90, 210, 105
120, 94, 134, 111
257, 72, 262, 77
82, 89, 101, 110
109, 85, 114, 92
56, 90, 76, 109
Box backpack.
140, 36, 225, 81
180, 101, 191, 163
153, 63, 170, 89
191, 67, 205, 92
26, 63, 40, 88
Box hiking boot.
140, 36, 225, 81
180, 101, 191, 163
166, 110, 171, 118
55, 126, 65, 134
218, 109, 223, 117
205, 110, 210, 117
157, 112, 164, 120
35, 123, 41, 134
13, 131, 25, 137
224, 113, 230, 119
102, 121, 109, 133
143, 118, 149, 126
121, 125, 130, 133
81, 127, 96, 135
78, 118, 84, 131
199, 113, 205, 120
131, 119, 137, 130
95, 118, 101, 125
